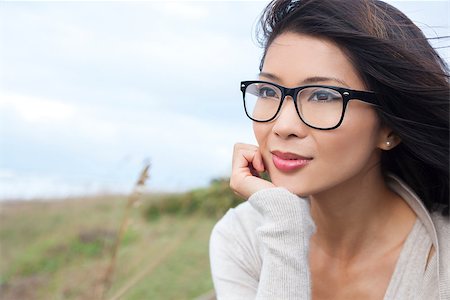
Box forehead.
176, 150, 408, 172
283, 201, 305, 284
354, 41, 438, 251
263, 32, 366, 89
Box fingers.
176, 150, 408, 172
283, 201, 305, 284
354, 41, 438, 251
253, 149, 265, 173
232, 143, 265, 176
230, 143, 274, 199
233, 144, 257, 169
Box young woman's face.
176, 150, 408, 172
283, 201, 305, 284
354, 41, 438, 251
254, 32, 388, 196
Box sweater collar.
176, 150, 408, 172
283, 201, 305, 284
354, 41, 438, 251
386, 174, 443, 298
386, 174, 439, 250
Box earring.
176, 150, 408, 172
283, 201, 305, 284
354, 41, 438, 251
386, 141, 391, 147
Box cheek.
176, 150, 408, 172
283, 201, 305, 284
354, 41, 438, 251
253, 123, 274, 170
317, 133, 375, 163
316, 108, 381, 169
253, 122, 270, 148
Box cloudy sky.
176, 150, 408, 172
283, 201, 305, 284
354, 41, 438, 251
0, 1, 448, 200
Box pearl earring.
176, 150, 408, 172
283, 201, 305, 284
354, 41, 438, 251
386, 141, 391, 147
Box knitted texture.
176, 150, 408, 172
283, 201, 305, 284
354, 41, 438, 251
248, 188, 315, 300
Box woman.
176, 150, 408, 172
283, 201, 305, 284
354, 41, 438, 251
209, 0, 449, 299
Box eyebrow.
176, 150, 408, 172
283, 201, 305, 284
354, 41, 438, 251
258, 72, 350, 87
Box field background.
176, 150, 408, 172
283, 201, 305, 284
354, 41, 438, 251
0, 178, 240, 300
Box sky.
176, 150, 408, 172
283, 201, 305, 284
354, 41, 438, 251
0, 0, 449, 200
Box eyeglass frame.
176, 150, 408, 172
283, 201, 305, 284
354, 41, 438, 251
240, 80, 380, 130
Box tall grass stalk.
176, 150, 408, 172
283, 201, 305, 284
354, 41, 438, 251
99, 163, 150, 299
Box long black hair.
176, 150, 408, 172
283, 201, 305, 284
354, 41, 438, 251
258, 0, 449, 216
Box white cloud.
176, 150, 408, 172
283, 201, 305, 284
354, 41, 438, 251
0, 91, 76, 123
0, 91, 119, 142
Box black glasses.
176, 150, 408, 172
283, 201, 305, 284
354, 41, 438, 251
240, 80, 379, 130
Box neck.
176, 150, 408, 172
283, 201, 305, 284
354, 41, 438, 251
309, 169, 416, 261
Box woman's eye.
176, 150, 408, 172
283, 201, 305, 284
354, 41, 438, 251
259, 87, 278, 98
309, 90, 340, 102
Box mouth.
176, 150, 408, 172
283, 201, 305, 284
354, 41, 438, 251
271, 150, 312, 172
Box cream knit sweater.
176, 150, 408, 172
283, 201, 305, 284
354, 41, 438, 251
209, 176, 449, 299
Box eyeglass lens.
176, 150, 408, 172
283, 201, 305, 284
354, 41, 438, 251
244, 82, 344, 129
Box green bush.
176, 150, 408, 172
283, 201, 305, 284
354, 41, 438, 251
143, 178, 244, 220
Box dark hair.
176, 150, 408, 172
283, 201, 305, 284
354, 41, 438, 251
258, 0, 449, 216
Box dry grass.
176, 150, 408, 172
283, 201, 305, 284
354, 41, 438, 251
0, 194, 217, 299
99, 164, 150, 299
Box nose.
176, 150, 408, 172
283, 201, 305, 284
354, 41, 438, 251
272, 96, 308, 139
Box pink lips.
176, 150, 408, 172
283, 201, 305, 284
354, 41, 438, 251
271, 150, 312, 172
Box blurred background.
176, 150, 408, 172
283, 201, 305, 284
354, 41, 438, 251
0, 1, 448, 299
0, 1, 268, 199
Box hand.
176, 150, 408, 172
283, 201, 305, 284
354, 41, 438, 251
230, 143, 276, 199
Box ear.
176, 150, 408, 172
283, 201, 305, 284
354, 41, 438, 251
377, 126, 401, 151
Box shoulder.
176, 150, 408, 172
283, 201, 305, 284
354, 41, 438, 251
430, 212, 449, 250
430, 212, 450, 289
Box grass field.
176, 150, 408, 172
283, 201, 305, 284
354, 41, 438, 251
0, 189, 225, 300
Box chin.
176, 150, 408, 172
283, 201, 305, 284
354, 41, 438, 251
269, 172, 313, 198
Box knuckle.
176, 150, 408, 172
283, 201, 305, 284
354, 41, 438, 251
234, 143, 244, 150
234, 143, 257, 152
